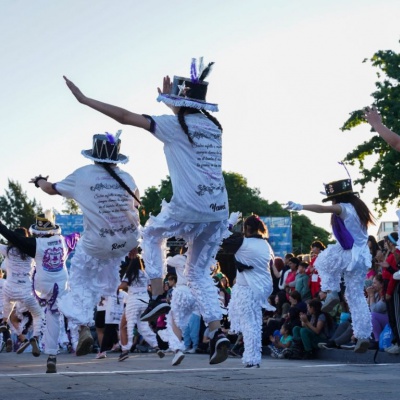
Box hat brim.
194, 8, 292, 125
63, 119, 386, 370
322, 191, 359, 202
81, 150, 129, 164
29, 224, 61, 236
157, 94, 219, 112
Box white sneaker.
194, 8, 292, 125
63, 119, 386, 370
185, 347, 197, 354
393, 271, 400, 280
385, 344, 400, 354
321, 292, 340, 313
172, 350, 185, 366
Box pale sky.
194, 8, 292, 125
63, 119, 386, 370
1, 0, 400, 237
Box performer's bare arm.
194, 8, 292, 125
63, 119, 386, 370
364, 106, 400, 152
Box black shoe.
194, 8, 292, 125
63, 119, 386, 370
46, 356, 57, 373
140, 296, 170, 322
118, 350, 129, 362
16, 339, 30, 354
30, 337, 41, 357
0, 322, 8, 334
209, 329, 230, 365
6, 339, 13, 353
76, 326, 94, 356
245, 364, 260, 368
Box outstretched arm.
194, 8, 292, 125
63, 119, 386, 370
29, 175, 59, 195
285, 201, 341, 215
63, 76, 151, 130
364, 106, 400, 152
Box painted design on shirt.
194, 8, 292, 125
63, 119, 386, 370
195, 183, 226, 196
90, 182, 122, 192
42, 247, 65, 272
99, 223, 137, 238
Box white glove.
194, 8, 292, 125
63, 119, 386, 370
285, 201, 303, 211
228, 211, 242, 227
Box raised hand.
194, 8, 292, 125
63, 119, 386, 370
228, 211, 242, 227
157, 75, 172, 95
285, 201, 303, 211
363, 106, 382, 128
63, 76, 86, 103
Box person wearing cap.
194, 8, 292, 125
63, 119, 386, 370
62, 58, 232, 365
285, 178, 375, 353
0, 210, 79, 372
30, 132, 141, 358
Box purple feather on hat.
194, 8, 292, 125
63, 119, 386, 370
190, 58, 198, 83
105, 132, 115, 144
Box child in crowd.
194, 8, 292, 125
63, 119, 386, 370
268, 322, 293, 359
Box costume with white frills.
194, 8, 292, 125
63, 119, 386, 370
142, 114, 230, 324
315, 202, 372, 339
228, 236, 275, 366
55, 164, 141, 332
0, 244, 44, 338
120, 268, 159, 352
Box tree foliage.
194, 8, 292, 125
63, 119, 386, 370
61, 198, 82, 214
0, 179, 42, 230
341, 46, 400, 215
138, 171, 331, 252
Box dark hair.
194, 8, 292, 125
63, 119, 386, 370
374, 273, 384, 285
282, 322, 293, 335
166, 273, 177, 283
289, 257, 300, 267
289, 290, 302, 302
275, 290, 289, 315
7, 227, 29, 260
311, 241, 326, 250
330, 194, 374, 229
124, 256, 144, 285
284, 253, 294, 260
368, 235, 379, 258
100, 163, 141, 205
244, 214, 268, 237
274, 257, 285, 271
177, 107, 223, 145
308, 299, 334, 330
299, 262, 309, 269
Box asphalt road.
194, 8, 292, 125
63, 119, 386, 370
0, 351, 398, 400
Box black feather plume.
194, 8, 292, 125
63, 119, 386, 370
199, 62, 215, 81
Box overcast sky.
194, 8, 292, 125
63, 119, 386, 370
1, 0, 400, 237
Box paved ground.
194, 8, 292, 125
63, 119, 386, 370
0, 351, 399, 400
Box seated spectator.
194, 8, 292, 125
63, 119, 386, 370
271, 257, 285, 295
366, 273, 388, 345
295, 262, 312, 301
268, 322, 293, 359
306, 241, 326, 298
290, 299, 334, 359
284, 257, 299, 294
288, 290, 307, 314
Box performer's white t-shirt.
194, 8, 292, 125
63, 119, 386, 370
151, 114, 229, 223
55, 164, 141, 259
0, 244, 34, 289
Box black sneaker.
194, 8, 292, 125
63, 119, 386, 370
16, 339, 30, 354
46, 356, 57, 373
6, 339, 13, 353
76, 326, 94, 356
245, 364, 260, 368
209, 329, 230, 365
30, 337, 41, 357
118, 350, 129, 362
0, 322, 8, 334
140, 296, 170, 322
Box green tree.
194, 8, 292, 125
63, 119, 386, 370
0, 179, 42, 229
341, 45, 400, 215
138, 171, 331, 251
61, 198, 82, 214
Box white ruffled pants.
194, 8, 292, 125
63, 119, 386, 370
229, 285, 263, 366
315, 244, 372, 339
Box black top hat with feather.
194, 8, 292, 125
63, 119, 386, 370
157, 57, 218, 112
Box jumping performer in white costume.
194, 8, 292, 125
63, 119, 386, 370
30, 132, 141, 357
63, 58, 232, 364
286, 178, 375, 353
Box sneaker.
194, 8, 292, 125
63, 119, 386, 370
46, 356, 57, 373
0, 322, 8, 334
385, 343, 400, 354
140, 296, 170, 322
30, 337, 41, 357
318, 340, 337, 350
6, 338, 13, 352
354, 338, 370, 353
118, 350, 130, 362
245, 364, 260, 368
95, 351, 107, 359
209, 329, 230, 365
76, 326, 94, 356
156, 348, 165, 358
16, 339, 30, 354
321, 291, 340, 313
185, 347, 197, 354
172, 350, 185, 366
340, 343, 356, 350
110, 343, 121, 352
